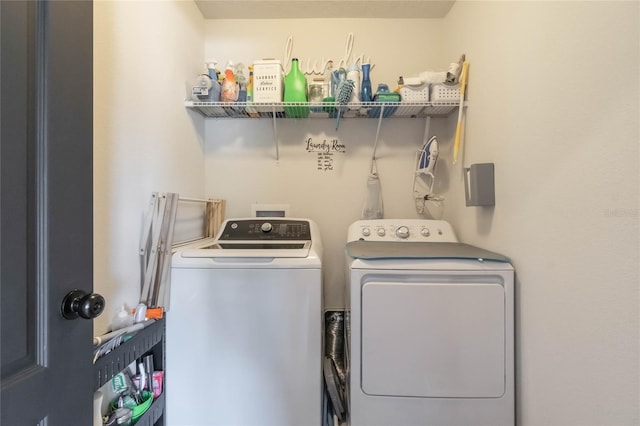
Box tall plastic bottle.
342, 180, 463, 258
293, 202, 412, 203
347, 63, 361, 109
221, 61, 238, 102
235, 63, 247, 102
206, 60, 221, 101
283, 58, 309, 118
324, 60, 335, 97
111, 305, 133, 331
247, 65, 254, 103
361, 63, 373, 103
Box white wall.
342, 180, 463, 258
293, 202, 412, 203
94, 0, 206, 334
442, 2, 639, 424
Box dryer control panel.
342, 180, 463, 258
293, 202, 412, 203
348, 219, 458, 243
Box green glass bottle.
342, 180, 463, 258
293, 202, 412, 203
284, 58, 309, 118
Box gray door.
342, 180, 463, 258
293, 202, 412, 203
1, 1, 98, 425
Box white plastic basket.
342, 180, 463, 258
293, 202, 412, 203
430, 84, 461, 102
400, 84, 430, 102
396, 84, 430, 116
253, 59, 283, 104
394, 84, 429, 117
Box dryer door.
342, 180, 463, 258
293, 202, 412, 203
361, 278, 505, 398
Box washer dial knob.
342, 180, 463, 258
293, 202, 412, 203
377, 228, 386, 237
421, 228, 430, 237
396, 226, 410, 239
261, 222, 273, 233
362, 227, 371, 237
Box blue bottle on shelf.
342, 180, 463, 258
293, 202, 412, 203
361, 63, 373, 103
206, 61, 221, 102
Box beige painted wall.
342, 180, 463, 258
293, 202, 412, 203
93, 0, 206, 334
442, 2, 639, 424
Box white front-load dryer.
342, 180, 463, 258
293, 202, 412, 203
346, 219, 514, 426
167, 218, 323, 426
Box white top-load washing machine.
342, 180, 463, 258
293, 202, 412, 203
167, 218, 323, 426
346, 219, 514, 426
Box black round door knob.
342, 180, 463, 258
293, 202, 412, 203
61, 290, 105, 320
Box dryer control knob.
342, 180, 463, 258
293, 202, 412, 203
377, 228, 386, 237
261, 222, 273, 233
396, 226, 410, 239
362, 227, 371, 237
421, 228, 430, 237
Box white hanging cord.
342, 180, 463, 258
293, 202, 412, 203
370, 105, 385, 174
423, 115, 432, 143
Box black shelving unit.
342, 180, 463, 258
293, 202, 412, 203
94, 317, 166, 426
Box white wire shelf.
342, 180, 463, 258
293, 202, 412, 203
184, 101, 461, 119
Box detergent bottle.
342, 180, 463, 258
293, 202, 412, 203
283, 58, 309, 117
235, 63, 247, 102
221, 61, 238, 102
206, 60, 221, 101
190, 60, 219, 102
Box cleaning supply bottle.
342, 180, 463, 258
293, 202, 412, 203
111, 305, 134, 331
324, 60, 335, 97
190, 74, 213, 101
361, 63, 373, 102
221, 61, 238, 102
206, 60, 221, 101
394, 76, 404, 93
322, 60, 337, 117
235, 63, 247, 102
247, 64, 254, 103
191, 61, 218, 102
283, 57, 309, 118
347, 63, 361, 109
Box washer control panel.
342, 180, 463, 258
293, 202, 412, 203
348, 219, 458, 243
219, 219, 311, 241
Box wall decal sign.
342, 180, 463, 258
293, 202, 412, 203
305, 137, 345, 172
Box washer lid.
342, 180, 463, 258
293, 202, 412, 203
179, 241, 312, 258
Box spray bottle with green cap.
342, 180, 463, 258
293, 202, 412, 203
235, 62, 247, 102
